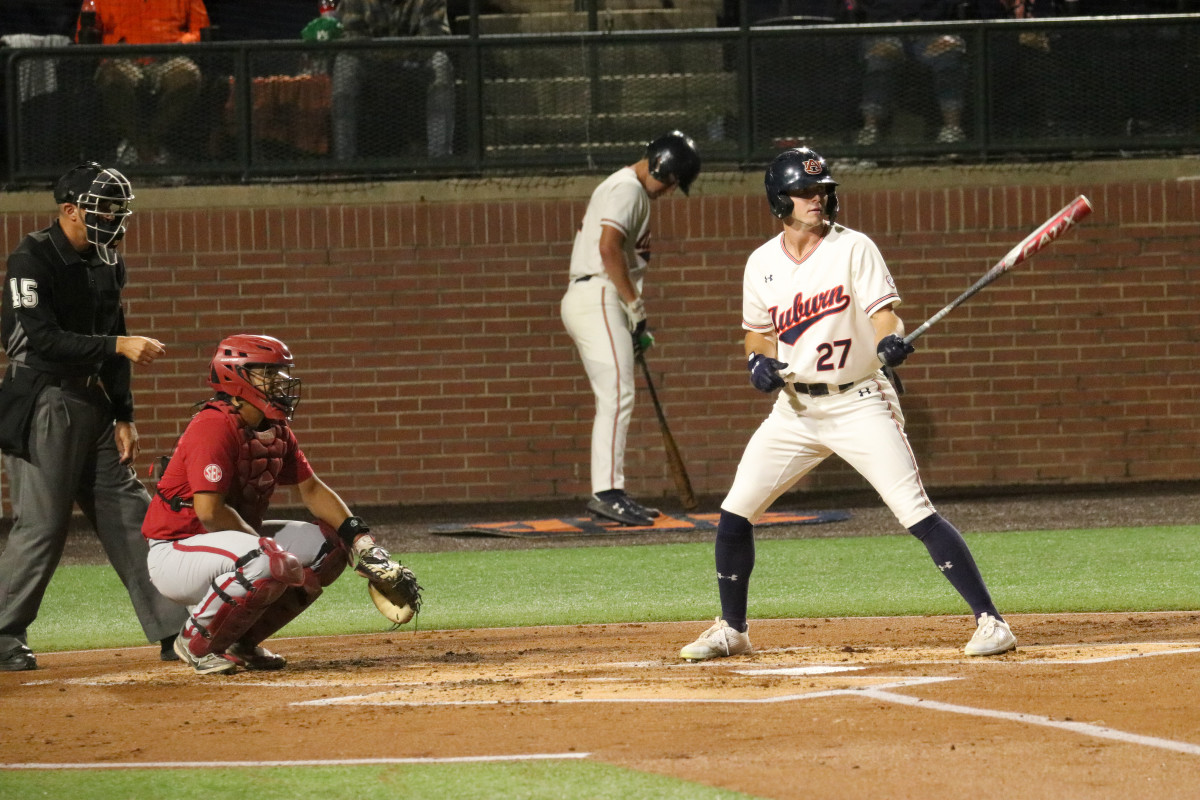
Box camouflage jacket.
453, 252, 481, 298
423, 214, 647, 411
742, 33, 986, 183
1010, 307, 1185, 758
335, 0, 449, 39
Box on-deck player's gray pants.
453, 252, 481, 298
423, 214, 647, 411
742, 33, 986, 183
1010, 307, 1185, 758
0, 385, 186, 653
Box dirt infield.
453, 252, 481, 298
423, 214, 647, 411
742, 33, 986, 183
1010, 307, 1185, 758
3, 612, 1199, 799
3, 483, 1199, 798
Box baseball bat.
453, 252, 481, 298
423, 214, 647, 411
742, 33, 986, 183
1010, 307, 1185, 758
636, 351, 699, 511
903, 194, 1093, 346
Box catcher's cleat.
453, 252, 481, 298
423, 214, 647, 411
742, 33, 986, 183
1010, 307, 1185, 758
964, 613, 1017, 656
680, 618, 752, 662
225, 641, 287, 670
587, 492, 653, 527
174, 634, 237, 676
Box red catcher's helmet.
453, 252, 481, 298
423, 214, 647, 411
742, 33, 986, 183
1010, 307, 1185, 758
208, 334, 301, 421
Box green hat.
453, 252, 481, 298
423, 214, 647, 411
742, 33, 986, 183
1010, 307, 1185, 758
301, 15, 343, 42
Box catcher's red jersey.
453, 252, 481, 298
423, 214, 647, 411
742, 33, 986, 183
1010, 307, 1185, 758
142, 403, 313, 541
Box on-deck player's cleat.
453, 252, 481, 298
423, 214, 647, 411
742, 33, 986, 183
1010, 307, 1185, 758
680, 618, 752, 662
628, 497, 660, 519
225, 641, 287, 670
586, 493, 653, 527
174, 633, 238, 676
964, 613, 1017, 656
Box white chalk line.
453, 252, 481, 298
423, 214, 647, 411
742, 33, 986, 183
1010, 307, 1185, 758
861, 688, 1200, 756
294, 677, 955, 707
0, 753, 591, 771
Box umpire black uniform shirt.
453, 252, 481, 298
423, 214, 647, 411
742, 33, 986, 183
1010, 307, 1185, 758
2, 220, 135, 423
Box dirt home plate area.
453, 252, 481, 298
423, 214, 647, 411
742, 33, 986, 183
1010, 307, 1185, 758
3, 486, 1200, 798
1, 612, 1198, 799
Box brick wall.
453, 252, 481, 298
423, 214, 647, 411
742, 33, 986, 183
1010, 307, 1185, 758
2, 159, 1198, 511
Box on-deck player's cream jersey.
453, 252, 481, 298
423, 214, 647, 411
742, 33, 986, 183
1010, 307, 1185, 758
568, 166, 651, 287
742, 223, 900, 385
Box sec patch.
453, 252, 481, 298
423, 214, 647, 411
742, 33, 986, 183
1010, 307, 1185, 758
203, 464, 223, 484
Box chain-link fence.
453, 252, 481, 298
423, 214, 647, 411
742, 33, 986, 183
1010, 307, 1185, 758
3, 13, 1198, 185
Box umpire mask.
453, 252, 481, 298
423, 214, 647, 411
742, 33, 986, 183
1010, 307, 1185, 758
55, 162, 134, 266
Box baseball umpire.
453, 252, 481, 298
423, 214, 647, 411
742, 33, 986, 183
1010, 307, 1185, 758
142, 334, 421, 675
560, 130, 701, 526
680, 147, 1017, 661
0, 162, 187, 671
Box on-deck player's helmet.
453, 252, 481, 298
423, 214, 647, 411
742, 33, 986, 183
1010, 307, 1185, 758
54, 162, 134, 266
209, 334, 302, 422
764, 147, 839, 223
644, 130, 702, 195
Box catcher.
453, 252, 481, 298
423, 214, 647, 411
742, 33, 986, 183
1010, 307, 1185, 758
142, 334, 421, 675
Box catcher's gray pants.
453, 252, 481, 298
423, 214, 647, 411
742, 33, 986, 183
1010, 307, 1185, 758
146, 521, 327, 636
0, 385, 186, 653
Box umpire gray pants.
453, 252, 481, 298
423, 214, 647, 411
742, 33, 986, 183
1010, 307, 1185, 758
0, 385, 186, 653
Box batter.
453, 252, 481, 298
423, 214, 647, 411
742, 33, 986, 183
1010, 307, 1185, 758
680, 147, 1016, 661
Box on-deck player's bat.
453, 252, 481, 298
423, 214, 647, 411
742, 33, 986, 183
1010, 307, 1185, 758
636, 351, 699, 511
902, 195, 1093, 347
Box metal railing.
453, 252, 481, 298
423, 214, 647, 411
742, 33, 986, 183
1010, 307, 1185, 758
3, 13, 1198, 186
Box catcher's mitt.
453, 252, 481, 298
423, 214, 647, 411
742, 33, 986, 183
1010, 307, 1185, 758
355, 546, 422, 627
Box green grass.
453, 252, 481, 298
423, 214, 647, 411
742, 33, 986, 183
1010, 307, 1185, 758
30, 525, 1200, 653
0, 762, 763, 800
9, 524, 1199, 800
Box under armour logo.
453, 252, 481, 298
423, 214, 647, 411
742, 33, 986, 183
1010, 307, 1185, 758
764, 275, 773, 283
717, 572, 739, 582
858, 386, 872, 397
937, 561, 953, 572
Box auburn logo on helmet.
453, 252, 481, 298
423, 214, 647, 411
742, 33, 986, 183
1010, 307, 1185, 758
803, 158, 823, 175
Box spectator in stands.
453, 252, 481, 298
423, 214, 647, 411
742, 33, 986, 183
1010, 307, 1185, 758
1, 1, 81, 37
848, 0, 968, 146
329, 0, 455, 160
80, 0, 211, 165
973, 1, 1057, 140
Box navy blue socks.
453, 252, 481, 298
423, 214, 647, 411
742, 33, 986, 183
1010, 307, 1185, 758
908, 513, 1001, 621
715, 510, 755, 633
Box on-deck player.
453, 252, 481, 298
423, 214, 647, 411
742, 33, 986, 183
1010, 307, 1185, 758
560, 130, 701, 527
679, 147, 1017, 661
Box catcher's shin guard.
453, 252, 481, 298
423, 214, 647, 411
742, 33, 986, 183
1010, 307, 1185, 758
236, 537, 349, 648
188, 539, 305, 656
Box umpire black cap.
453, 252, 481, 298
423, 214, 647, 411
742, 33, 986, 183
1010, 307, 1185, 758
54, 162, 106, 205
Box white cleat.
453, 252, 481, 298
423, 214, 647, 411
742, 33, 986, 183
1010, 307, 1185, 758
680, 618, 751, 662
964, 612, 1017, 656
174, 634, 238, 675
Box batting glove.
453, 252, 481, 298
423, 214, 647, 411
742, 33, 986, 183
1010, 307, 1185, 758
876, 334, 915, 367
621, 296, 646, 334
632, 321, 654, 356
747, 352, 788, 393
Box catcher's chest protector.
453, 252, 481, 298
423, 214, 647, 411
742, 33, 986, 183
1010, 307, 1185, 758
212, 402, 288, 530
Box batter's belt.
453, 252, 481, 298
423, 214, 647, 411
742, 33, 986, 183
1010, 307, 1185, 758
791, 379, 858, 396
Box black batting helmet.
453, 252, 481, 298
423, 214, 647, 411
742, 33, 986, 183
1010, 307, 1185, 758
764, 147, 839, 223
644, 130, 701, 195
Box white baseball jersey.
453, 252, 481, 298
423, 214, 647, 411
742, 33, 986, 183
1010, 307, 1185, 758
742, 224, 899, 385
568, 166, 651, 286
